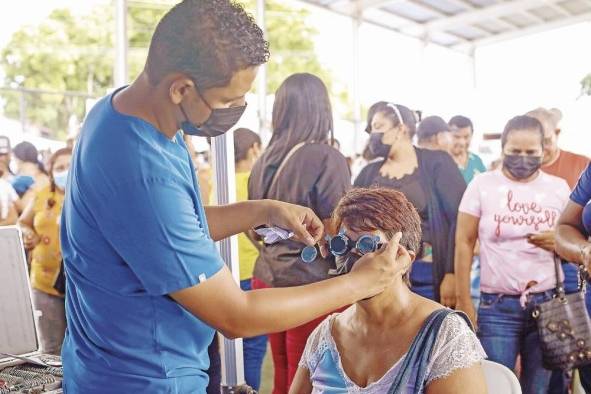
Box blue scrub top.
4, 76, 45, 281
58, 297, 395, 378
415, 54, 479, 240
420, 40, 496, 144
60, 88, 224, 393
572, 164, 591, 207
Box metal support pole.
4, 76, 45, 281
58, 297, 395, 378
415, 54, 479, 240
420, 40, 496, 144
352, 12, 362, 152
19, 90, 26, 133
115, 0, 128, 87
212, 133, 246, 392
256, 0, 268, 142
469, 46, 477, 89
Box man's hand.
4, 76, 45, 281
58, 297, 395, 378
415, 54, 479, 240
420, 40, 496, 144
349, 232, 409, 299
527, 231, 556, 252
456, 296, 477, 329
263, 200, 324, 246
439, 273, 456, 308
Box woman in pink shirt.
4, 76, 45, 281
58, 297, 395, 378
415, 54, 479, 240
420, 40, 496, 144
455, 115, 570, 394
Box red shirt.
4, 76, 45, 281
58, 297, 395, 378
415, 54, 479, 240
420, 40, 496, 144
542, 149, 589, 190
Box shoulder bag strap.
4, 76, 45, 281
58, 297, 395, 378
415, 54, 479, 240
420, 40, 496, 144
268, 142, 307, 193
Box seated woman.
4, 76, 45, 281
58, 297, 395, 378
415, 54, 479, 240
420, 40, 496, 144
289, 188, 487, 394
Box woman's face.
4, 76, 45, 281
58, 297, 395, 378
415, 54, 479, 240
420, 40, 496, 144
370, 112, 403, 148
53, 154, 72, 173
502, 129, 543, 160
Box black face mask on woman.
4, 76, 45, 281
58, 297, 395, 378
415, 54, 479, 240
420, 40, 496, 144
368, 133, 392, 159
503, 154, 542, 180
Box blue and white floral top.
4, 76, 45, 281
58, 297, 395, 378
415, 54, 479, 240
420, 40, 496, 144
298, 312, 486, 394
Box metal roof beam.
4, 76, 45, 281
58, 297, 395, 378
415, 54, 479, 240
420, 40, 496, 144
454, 10, 591, 48
544, 2, 570, 17
328, 0, 405, 14
405, 0, 493, 38
421, 0, 562, 31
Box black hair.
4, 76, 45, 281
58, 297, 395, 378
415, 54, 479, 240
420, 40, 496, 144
234, 128, 261, 163
145, 0, 269, 89
501, 115, 544, 148
270, 73, 334, 150
13, 141, 46, 174
365, 101, 417, 139
449, 115, 473, 133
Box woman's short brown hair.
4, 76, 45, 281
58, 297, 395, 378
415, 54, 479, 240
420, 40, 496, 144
332, 187, 422, 284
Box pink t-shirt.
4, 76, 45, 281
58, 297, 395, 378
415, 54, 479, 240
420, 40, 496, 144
459, 169, 570, 299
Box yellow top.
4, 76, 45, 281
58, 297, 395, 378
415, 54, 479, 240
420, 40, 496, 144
30, 186, 64, 296
235, 172, 259, 281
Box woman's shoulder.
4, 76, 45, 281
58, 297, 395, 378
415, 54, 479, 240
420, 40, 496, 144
299, 312, 342, 371
427, 311, 486, 383
354, 160, 384, 187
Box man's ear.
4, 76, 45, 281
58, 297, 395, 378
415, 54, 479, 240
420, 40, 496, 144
169, 76, 194, 105
408, 250, 416, 263
555, 128, 561, 137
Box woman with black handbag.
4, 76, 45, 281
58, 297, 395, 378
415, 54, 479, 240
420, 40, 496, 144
556, 162, 591, 392
455, 115, 570, 394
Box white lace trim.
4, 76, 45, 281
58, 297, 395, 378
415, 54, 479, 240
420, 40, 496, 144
425, 313, 487, 384
299, 311, 486, 392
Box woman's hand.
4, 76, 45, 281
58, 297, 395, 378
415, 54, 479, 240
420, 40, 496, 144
22, 228, 40, 250
349, 232, 408, 299
263, 200, 324, 246
439, 273, 457, 308
527, 231, 556, 252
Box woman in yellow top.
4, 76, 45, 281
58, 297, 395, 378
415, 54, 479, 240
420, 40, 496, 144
19, 147, 72, 355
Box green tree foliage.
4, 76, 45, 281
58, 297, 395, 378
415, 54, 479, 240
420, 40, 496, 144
581, 73, 591, 97
0, 1, 341, 139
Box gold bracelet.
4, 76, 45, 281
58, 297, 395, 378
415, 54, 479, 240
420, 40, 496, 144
581, 244, 591, 265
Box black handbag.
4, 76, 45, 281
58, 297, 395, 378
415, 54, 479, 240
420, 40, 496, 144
532, 256, 591, 370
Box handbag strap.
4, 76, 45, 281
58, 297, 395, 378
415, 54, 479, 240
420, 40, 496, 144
268, 142, 307, 193
554, 254, 566, 298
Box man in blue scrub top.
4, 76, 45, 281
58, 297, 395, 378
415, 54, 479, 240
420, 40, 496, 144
556, 163, 591, 392
60, 1, 408, 392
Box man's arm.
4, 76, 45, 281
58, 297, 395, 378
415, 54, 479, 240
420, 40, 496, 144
170, 233, 408, 339
205, 200, 321, 245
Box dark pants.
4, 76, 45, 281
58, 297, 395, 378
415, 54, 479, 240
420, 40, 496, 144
206, 335, 221, 394
240, 279, 268, 391
478, 291, 554, 394
410, 260, 435, 301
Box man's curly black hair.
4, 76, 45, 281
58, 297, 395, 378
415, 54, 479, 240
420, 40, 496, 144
145, 0, 270, 89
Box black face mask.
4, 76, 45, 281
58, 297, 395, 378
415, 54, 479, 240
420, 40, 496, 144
503, 154, 542, 180
180, 88, 246, 138
368, 133, 392, 158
